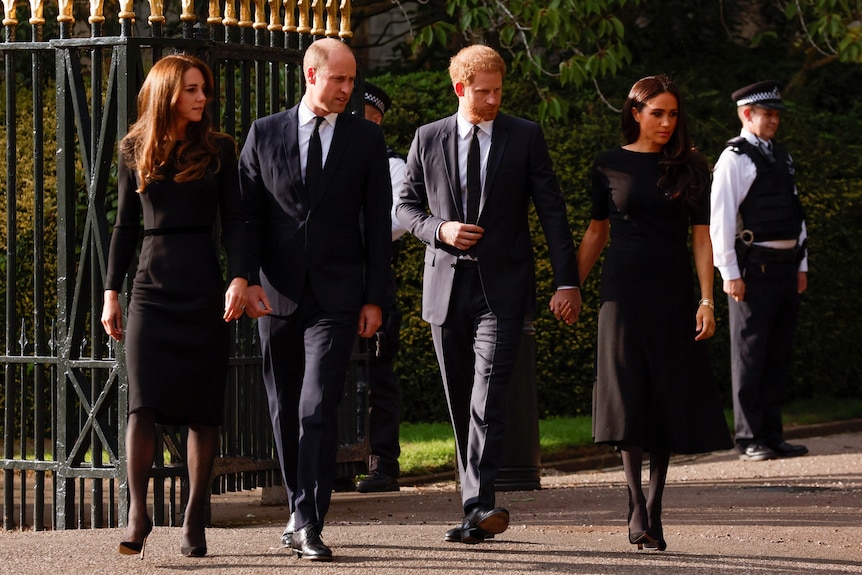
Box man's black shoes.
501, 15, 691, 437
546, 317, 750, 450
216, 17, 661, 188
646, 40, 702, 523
739, 440, 808, 461
769, 441, 808, 458
290, 524, 332, 561
739, 443, 777, 461
356, 472, 400, 493
444, 506, 509, 544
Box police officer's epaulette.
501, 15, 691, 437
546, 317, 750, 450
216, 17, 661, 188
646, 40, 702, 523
386, 147, 406, 161
726, 136, 754, 155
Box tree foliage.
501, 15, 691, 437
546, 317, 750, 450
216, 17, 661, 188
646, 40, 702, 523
406, 0, 640, 120
782, 0, 862, 64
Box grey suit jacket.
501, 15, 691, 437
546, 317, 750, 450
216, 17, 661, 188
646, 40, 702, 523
396, 112, 579, 325
239, 105, 392, 315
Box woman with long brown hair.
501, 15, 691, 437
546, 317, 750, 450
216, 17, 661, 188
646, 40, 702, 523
101, 54, 247, 559
576, 75, 732, 551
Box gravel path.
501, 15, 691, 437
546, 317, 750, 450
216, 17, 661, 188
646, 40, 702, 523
1, 425, 860, 574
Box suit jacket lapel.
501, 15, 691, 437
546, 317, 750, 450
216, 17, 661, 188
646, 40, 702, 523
483, 114, 510, 216
440, 115, 464, 222
307, 112, 353, 210
281, 106, 306, 204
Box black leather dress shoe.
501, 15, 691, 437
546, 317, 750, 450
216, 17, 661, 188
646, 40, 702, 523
444, 506, 509, 544
769, 441, 808, 458
739, 443, 778, 461
444, 526, 494, 543
290, 525, 332, 561
279, 513, 296, 547
355, 472, 400, 493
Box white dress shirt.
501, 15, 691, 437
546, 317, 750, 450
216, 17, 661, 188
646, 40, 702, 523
455, 113, 493, 218
298, 100, 337, 184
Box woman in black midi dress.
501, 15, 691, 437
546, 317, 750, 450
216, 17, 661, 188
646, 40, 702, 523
576, 76, 732, 551
101, 55, 247, 559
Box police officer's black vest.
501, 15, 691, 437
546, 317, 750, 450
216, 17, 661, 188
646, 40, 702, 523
726, 136, 804, 242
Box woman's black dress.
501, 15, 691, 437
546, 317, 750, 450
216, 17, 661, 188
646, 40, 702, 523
590, 148, 732, 454
105, 137, 246, 426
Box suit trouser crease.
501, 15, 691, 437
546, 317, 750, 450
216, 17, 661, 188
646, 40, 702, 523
728, 259, 799, 445
258, 295, 358, 531
431, 264, 522, 510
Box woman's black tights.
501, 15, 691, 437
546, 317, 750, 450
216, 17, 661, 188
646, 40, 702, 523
620, 446, 670, 538
124, 410, 219, 550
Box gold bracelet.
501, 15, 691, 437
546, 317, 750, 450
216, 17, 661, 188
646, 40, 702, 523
698, 298, 714, 310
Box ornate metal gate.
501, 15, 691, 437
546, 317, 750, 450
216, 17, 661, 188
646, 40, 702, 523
0, 0, 363, 531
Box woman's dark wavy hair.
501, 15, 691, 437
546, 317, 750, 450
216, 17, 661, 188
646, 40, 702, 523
621, 75, 709, 210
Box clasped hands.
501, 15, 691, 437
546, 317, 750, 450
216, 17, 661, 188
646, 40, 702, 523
440, 221, 580, 326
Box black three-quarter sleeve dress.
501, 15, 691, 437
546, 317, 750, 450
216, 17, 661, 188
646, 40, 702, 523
590, 148, 732, 454
105, 137, 246, 427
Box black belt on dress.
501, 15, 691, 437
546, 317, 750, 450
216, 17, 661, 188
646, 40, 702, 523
143, 226, 212, 237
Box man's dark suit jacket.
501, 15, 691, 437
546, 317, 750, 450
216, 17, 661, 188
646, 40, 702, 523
396, 112, 579, 325
239, 105, 392, 314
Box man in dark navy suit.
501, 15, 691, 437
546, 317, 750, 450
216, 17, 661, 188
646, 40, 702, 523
239, 38, 391, 561
396, 44, 581, 544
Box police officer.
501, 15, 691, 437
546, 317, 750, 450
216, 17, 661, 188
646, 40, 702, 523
710, 81, 809, 462
355, 81, 406, 492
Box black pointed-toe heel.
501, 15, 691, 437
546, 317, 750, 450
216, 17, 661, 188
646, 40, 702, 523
119, 518, 153, 559
180, 545, 207, 557
629, 528, 659, 550
643, 527, 667, 551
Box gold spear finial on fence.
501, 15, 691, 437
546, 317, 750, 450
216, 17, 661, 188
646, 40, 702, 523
253, 0, 266, 30
56, 0, 73, 25
338, 0, 351, 39
239, 0, 253, 28
224, 0, 238, 27
325, 0, 338, 37
180, 0, 196, 22
148, 0, 165, 24
310, 0, 324, 36
89, 0, 105, 24
268, 0, 282, 31
297, 0, 311, 35
207, 0, 222, 25
29, 0, 45, 26
283, 0, 296, 32
118, 0, 135, 21
2, 0, 17, 26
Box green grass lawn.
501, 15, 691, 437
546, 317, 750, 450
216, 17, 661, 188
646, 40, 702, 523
396, 396, 862, 477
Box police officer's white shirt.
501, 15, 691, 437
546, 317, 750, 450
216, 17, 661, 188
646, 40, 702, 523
389, 156, 408, 241
710, 128, 808, 281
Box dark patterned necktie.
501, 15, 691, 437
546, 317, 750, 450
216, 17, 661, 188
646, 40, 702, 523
466, 125, 481, 223
306, 116, 325, 192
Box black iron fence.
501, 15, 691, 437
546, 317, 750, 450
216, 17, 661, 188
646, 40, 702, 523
0, 0, 364, 532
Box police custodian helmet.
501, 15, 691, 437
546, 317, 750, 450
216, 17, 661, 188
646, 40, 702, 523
731, 80, 786, 110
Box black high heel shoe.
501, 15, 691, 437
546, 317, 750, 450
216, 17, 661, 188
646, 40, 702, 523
628, 529, 657, 550
181, 527, 208, 557
643, 526, 667, 551
180, 544, 207, 558
119, 518, 153, 559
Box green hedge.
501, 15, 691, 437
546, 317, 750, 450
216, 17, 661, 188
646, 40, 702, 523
372, 70, 862, 423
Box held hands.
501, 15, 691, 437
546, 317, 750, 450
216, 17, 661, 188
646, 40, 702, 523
549, 288, 582, 325
223, 277, 249, 322
723, 278, 745, 302
357, 304, 382, 338
440, 221, 484, 251
243, 285, 273, 319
